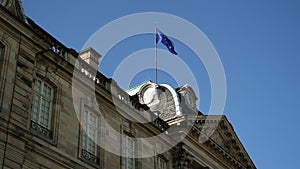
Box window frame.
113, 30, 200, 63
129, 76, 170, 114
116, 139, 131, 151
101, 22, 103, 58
31, 78, 54, 129
0, 43, 4, 109
29, 69, 61, 144
122, 135, 135, 169
81, 109, 98, 155
156, 156, 167, 169
0, 41, 9, 112
79, 102, 101, 167
30, 77, 57, 141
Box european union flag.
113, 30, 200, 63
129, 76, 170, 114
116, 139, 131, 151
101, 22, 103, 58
156, 29, 177, 55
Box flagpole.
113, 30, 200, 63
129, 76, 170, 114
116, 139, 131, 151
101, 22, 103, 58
155, 27, 158, 84
155, 42, 158, 84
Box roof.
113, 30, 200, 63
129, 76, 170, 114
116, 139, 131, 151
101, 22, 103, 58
126, 80, 152, 96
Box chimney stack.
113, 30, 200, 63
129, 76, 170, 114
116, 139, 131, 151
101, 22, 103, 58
79, 48, 101, 70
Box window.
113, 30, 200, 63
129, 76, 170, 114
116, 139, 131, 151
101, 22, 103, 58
0, 44, 3, 109
0, 43, 4, 80
0, 43, 3, 60
0, 44, 3, 77
156, 156, 167, 169
30, 78, 54, 139
122, 136, 135, 169
81, 110, 97, 154
80, 109, 99, 165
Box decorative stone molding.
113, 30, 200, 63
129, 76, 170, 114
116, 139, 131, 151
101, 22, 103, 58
176, 84, 198, 111
0, 0, 26, 21
190, 116, 256, 169
172, 142, 194, 169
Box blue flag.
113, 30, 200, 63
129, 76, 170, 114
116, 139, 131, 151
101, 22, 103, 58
156, 29, 177, 55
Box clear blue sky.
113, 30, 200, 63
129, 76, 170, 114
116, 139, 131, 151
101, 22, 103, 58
23, 0, 300, 168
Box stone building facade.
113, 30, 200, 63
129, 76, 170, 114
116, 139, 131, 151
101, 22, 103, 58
0, 1, 256, 169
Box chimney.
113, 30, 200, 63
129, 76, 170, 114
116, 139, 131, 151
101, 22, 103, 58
79, 48, 101, 70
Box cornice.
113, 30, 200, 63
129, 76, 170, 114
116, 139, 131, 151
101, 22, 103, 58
188, 115, 256, 169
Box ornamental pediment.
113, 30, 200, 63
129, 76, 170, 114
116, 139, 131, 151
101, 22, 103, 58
191, 115, 256, 169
